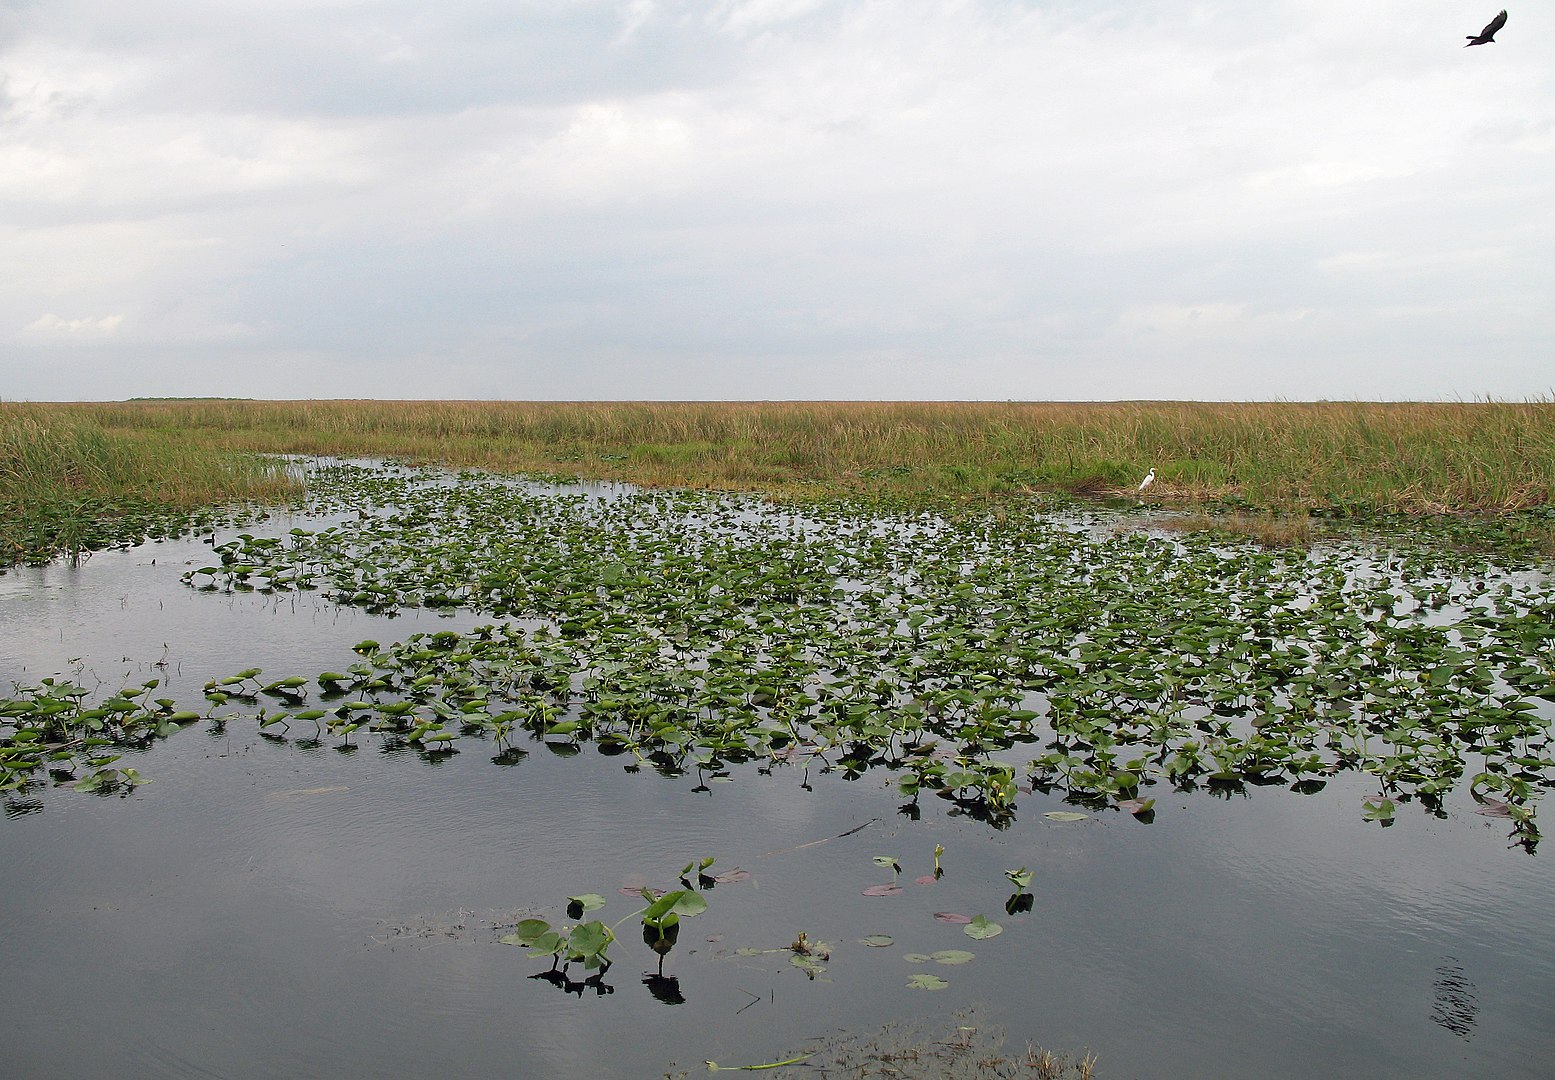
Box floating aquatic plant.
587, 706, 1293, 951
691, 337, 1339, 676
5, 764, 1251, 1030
964, 916, 1003, 940
503, 862, 714, 997
10, 462, 1555, 852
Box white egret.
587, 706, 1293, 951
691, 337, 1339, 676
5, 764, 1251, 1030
1138, 469, 1155, 491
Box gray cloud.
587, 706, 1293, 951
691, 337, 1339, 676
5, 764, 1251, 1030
3, 0, 1552, 400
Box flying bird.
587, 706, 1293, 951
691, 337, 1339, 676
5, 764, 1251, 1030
1465, 9, 1507, 46
1138, 468, 1155, 492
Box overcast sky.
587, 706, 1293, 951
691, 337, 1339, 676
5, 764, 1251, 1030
2, 1, 1550, 401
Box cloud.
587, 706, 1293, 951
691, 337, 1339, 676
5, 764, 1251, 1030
22, 312, 124, 338
1, 0, 1552, 400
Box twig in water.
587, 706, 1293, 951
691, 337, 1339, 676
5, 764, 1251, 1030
760, 818, 878, 858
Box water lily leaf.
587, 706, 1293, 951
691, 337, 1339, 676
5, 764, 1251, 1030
567, 921, 612, 961
907, 973, 949, 991
933, 912, 972, 924
507, 918, 553, 945
671, 891, 708, 917
567, 893, 606, 913
1116, 797, 1156, 816
640, 888, 702, 926
713, 869, 751, 883
931, 949, 974, 965
914, 874, 938, 886
791, 954, 826, 978
1361, 798, 1397, 822
964, 915, 1003, 940
525, 930, 565, 956
862, 883, 902, 897
1474, 800, 1513, 818
1043, 811, 1089, 822
858, 935, 894, 948
902, 953, 932, 963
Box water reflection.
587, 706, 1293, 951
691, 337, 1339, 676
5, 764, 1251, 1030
531, 966, 615, 998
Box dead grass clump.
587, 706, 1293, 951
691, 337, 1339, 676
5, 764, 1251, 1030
1150, 512, 1316, 549
668, 1010, 1097, 1079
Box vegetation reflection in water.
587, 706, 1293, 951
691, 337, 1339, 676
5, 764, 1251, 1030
4, 461, 1554, 858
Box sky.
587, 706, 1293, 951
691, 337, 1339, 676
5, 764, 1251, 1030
1, 0, 1551, 402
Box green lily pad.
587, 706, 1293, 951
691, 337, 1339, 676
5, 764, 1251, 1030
907, 973, 949, 990
930, 949, 974, 965
791, 954, 826, 978
508, 918, 553, 944
1043, 811, 1089, 822
964, 915, 1003, 940
859, 935, 895, 947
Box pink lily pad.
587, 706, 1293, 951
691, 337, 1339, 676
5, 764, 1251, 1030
862, 883, 903, 897
933, 912, 972, 924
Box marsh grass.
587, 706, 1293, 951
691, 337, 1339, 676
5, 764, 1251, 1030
1146, 511, 1317, 549
49, 398, 1555, 514
0, 403, 297, 564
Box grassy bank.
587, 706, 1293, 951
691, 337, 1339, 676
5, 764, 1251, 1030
53, 397, 1555, 512
8, 398, 1555, 563
0, 403, 298, 564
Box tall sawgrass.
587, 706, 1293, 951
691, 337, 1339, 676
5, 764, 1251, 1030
1, 403, 297, 563
58, 398, 1555, 513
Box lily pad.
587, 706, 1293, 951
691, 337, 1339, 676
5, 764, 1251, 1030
907, 973, 949, 991
964, 915, 1003, 940
862, 883, 903, 897
859, 934, 895, 948
791, 954, 826, 978
930, 949, 974, 965
933, 912, 972, 924
1043, 811, 1089, 822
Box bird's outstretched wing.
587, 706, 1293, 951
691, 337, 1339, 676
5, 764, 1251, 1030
1467, 9, 1508, 43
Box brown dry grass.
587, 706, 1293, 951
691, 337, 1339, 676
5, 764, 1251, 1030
16, 398, 1555, 513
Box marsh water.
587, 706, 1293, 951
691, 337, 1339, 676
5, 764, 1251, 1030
3, 469, 1553, 1079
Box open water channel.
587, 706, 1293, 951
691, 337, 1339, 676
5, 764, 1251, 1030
2, 465, 1552, 1078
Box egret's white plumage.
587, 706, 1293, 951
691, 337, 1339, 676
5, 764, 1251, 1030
1138, 469, 1155, 491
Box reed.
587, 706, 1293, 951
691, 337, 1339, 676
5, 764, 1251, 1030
52, 398, 1555, 513
0, 403, 297, 563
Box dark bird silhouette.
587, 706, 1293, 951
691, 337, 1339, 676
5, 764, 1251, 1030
1465, 9, 1507, 46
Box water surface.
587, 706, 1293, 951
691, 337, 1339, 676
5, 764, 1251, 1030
2, 479, 1552, 1079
